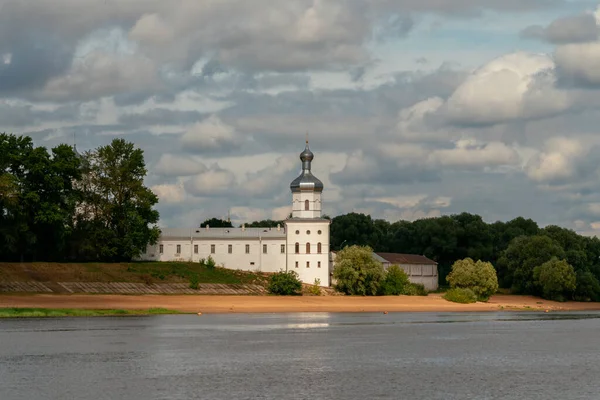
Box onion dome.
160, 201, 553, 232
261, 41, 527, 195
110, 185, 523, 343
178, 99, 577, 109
290, 140, 324, 193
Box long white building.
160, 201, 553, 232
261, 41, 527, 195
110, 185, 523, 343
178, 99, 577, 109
141, 140, 331, 286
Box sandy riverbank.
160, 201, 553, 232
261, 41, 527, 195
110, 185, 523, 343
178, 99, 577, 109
1, 293, 600, 313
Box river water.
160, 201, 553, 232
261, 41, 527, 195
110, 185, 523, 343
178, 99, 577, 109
1, 312, 599, 399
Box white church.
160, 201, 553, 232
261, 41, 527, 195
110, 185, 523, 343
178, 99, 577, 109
141, 141, 439, 290
141, 140, 332, 286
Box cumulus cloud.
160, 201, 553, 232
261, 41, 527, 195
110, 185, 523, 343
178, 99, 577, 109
41, 51, 160, 101
154, 153, 206, 176
555, 42, 600, 86
442, 52, 570, 125
151, 182, 186, 204
180, 115, 246, 153
520, 14, 598, 44
525, 137, 587, 184
429, 139, 520, 169
184, 164, 236, 197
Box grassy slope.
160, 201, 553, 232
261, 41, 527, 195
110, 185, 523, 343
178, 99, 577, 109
0, 262, 270, 286
0, 307, 184, 318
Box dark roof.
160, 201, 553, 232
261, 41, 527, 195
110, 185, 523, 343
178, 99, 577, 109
375, 253, 438, 265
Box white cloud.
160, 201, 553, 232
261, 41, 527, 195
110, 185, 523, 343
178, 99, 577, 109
151, 182, 186, 204
42, 51, 159, 101
555, 41, 600, 85
154, 154, 206, 176
525, 137, 586, 183
180, 115, 246, 153
443, 52, 570, 125
184, 165, 236, 197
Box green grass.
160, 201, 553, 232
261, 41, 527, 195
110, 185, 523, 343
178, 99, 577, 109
0, 261, 269, 286
0, 307, 184, 318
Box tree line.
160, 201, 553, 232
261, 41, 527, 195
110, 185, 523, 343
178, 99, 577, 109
0, 133, 159, 262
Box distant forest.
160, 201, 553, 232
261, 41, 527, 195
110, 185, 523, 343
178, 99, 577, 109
207, 212, 600, 299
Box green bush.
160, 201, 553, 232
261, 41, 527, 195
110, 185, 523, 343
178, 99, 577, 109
205, 256, 216, 270
308, 278, 322, 296
333, 245, 385, 296
446, 258, 498, 301
443, 287, 478, 304
189, 275, 200, 290
533, 257, 576, 302
268, 270, 302, 295
403, 283, 428, 296
379, 265, 410, 295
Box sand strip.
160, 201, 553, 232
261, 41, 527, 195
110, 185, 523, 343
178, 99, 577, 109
1, 294, 599, 313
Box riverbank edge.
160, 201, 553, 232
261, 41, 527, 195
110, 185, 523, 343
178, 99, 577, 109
1, 293, 600, 315
0, 307, 185, 318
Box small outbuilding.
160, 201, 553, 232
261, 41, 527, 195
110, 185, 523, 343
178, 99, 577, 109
374, 253, 439, 291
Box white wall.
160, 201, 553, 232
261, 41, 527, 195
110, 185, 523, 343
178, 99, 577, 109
292, 192, 322, 219
142, 238, 286, 273
285, 219, 330, 286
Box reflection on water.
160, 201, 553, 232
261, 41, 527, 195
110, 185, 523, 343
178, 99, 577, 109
1, 312, 599, 400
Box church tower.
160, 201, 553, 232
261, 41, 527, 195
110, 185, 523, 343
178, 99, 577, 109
285, 139, 331, 286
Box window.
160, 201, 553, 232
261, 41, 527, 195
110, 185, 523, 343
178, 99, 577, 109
306, 243, 310, 254
194, 244, 198, 254
263, 244, 267, 254
211, 244, 215, 254
318, 230, 322, 235
159, 244, 163, 254
280, 244, 285, 253
306, 261, 310, 268
228, 244, 232, 254
318, 261, 321, 268
305, 199, 310, 210
295, 242, 299, 254
245, 244, 250, 254
317, 242, 322, 254
295, 261, 299, 268
176, 244, 181, 254
306, 230, 310, 235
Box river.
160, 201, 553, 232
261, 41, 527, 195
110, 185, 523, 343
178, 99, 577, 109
1, 312, 599, 399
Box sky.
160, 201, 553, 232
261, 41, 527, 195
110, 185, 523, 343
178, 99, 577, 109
5, 0, 600, 234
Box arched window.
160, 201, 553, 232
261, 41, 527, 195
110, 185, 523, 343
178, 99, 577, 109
305, 199, 309, 211
306, 243, 311, 254
317, 242, 322, 254
295, 242, 299, 254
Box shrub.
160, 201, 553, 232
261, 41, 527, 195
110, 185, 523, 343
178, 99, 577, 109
333, 245, 385, 296
189, 275, 200, 290
379, 265, 410, 295
446, 258, 498, 301
268, 270, 302, 295
308, 278, 322, 296
443, 287, 478, 304
205, 256, 216, 270
533, 258, 576, 302
403, 283, 428, 296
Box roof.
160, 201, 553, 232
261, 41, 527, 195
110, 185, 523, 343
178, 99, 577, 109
158, 227, 286, 240
375, 252, 438, 265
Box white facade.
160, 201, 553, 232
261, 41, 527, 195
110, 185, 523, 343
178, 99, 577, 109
140, 140, 332, 286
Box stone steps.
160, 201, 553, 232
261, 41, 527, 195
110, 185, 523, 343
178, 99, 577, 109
0, 282, 267, 295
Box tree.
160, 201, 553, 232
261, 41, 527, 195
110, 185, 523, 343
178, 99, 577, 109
244, 219, 283, 228
74, 138, 159, 261
200, 218, 233, 228
497, 235, 565, 294
333, 245, 385, 296
533, 258, 576, 302
446, 258, 498, 301
379, 265, 410, 296
574, 270, 600, 302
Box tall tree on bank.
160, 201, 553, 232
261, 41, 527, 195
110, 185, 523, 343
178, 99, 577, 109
73, 138, 159, 261
0, 134, 80, 261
